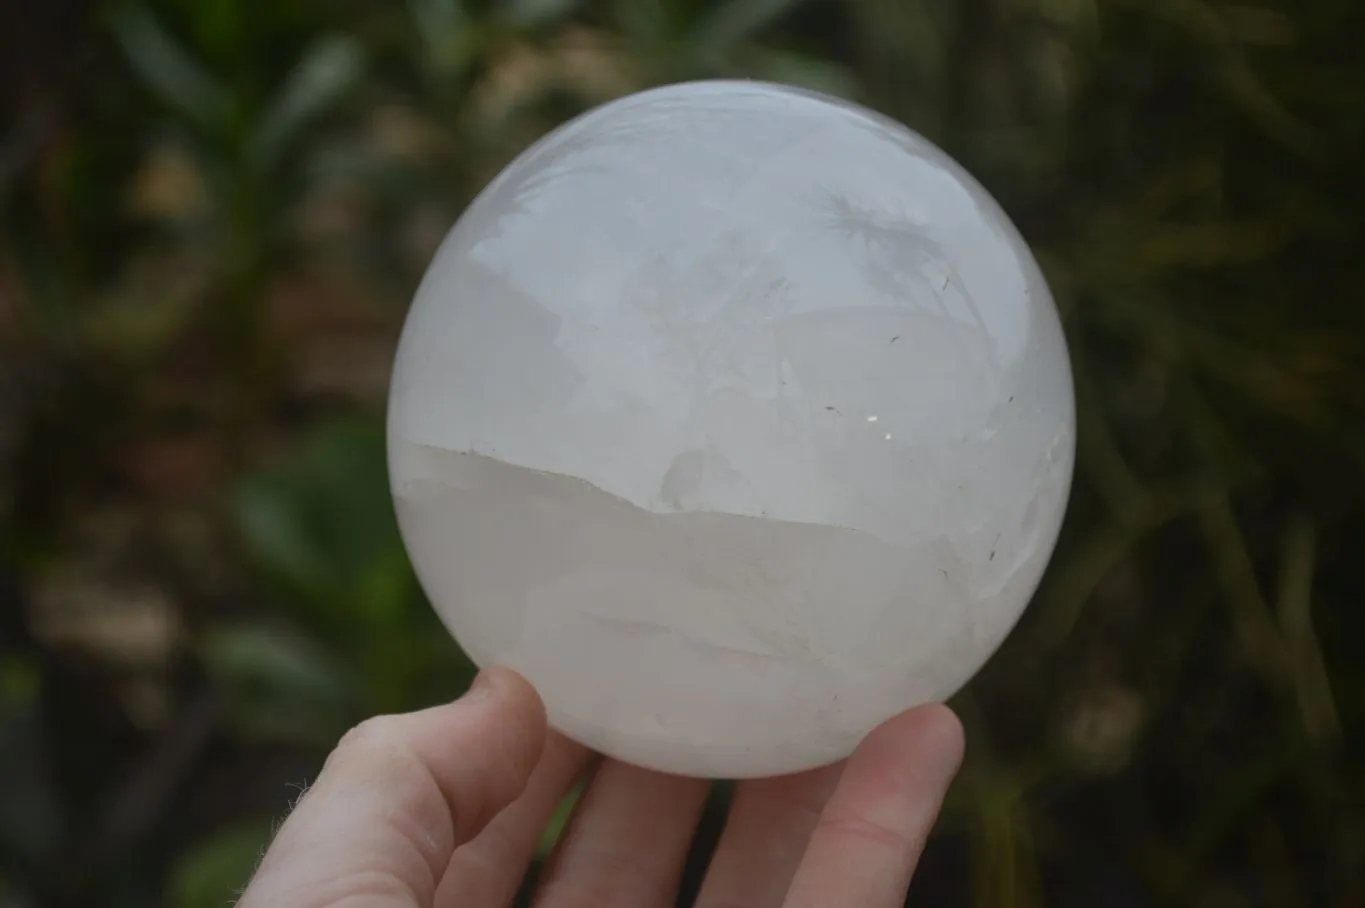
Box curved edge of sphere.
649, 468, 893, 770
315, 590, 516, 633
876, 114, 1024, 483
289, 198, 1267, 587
387, 80, 1076, 778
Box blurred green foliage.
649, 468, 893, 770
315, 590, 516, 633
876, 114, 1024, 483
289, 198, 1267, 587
2, 0, 1363, 905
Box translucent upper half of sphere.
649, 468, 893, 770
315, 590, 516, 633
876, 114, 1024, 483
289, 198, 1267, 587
389, 81, 1074, 552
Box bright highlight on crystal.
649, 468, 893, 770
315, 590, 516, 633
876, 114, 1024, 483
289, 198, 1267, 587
387, 81, 1076, 778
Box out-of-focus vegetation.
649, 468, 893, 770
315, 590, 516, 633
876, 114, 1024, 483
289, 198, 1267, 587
2, 0, 1363, 905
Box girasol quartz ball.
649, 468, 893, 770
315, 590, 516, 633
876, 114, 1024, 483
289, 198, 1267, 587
388, 81, 1075, 778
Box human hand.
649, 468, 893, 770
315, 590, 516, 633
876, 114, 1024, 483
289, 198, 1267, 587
237, 667, 964, 908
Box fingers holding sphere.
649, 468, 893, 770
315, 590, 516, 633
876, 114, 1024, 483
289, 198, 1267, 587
783, 704, 964, 908
238, 668, 547, 908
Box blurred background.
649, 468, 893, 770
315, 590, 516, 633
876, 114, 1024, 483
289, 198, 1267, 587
2, 0, 1363, 905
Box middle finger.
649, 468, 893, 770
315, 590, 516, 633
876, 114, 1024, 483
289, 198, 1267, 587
533, 758, 710, 908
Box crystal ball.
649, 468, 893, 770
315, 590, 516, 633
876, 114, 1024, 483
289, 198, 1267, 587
387, 81, 1075, 778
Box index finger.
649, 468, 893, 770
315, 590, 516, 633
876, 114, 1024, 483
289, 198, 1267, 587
238, 668, 547, 908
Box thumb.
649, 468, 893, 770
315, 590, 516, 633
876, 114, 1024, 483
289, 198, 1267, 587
238, 667, 547, 908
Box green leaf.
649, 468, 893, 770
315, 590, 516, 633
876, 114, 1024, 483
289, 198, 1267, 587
1216, 61, 1323, 159
203, 625, 359, 744
614, 0, 672, 42
692, 0, 809, 53
169, 820, 273, 908
353, 547, 421, 625
410, 0, 476, 79
537, 783, 584, 857
500, 0, 583, 29
0, 658, 39, 704
204, 625, 354, 706
231, 415, 418, 627
181, 0, 245, 60
408, 0, 467, 40
233, 478, 332, 602
747, 49, 858, 98
109, 4, 231, 132
250, 36, 365, 167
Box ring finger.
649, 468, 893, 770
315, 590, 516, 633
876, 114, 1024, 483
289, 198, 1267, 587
693, 763, 844, 908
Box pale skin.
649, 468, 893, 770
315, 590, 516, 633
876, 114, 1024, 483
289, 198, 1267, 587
238, 667, 964, 908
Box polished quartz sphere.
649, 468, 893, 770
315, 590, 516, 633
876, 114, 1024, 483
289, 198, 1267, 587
387, 81, 1075, 778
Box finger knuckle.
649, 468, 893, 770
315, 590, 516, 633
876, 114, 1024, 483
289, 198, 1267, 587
813, 811, 911, 853
338, 714, 409, 757
328, 715, 426, 785
327, 867, 427, 906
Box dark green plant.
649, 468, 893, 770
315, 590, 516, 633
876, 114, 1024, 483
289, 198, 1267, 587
1, 1, 1361, 905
